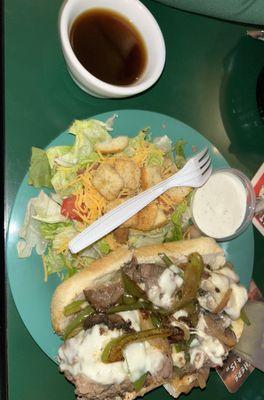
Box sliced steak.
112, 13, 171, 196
64, 349, 172, 400
84, 281, 124, 311
65, 372, 134, 400
124, 258, 165, 291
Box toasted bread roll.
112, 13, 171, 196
51, 237, 225, 335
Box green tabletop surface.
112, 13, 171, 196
5, 0, 264, 399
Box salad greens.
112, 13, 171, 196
174, 139, 187, 169
28, 147, 52, 188
17, 116, 193, 281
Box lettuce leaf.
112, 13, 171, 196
28, 147, 52, 188
153, 135, 173, 152
51, 167, 81, 197
146, 150, 164, 167
44, 248, 66, 276
39, 221, 72, 240
69, 118, 112, 141
129, 224, 172, 248
17, 196, 48, 258
164, 200, 188, 242
17, 191, 69, 258
46, 146, 71, 169
44, 248, 79, 280
105, 114, 118, 131
94, 239, 110, 256
31, 191, 68, 223
54, 119, 111, 167
171, 200, 188, 225
128, 127, 151, 149
52, 225, 79, 253
174, 139, 187, 169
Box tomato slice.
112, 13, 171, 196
61, 196, 82, 221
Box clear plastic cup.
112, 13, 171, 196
191, 168, 256, 241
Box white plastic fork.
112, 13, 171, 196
68, 148, 212, 254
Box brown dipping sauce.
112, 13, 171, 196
70, 8, 147, 86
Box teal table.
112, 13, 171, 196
5, 0, 264, 399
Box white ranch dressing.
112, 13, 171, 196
192, 172, 247, 238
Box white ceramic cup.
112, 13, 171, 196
59, 0, 166, 98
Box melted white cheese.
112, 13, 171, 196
190, 315, 227, 368
198, 271, 230, 312
124, 342, 164, 381
198, 268, 247, 318
172, 350, 186, 368
58, 325, 128, 385
148, 266, 183, 308
217, 267, 239, 283
190, 347, 205, 370
58, 310, 165, 385
118, 311, 141, 330
224, 284, 248, 320
173, 310, 188, 319
192, 172, 247, 238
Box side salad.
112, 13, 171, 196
17, 116, 196, 281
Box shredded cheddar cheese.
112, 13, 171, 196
65, 139, 175, 230
72, 166, 107, 224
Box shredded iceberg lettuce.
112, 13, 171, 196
153, 135, 173, 153
31, 191, 68, 223
164, 200, 188, 242
54, 119, 112, 167
39, 221, 72, 240
28, 147, 52, 188
174, 139, 187, 169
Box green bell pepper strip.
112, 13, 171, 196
122, 271, 148, 300
107, 302, 145, 314
170, 252, 204, 312
107, 299, 160, 314
158, 253, 174, 267
122, 292, 137, 306
150, 312, 163, 328
63, 300, 87, 317
101, 328, 173, 363
133, 373, 148, 392
63, 305, 94, 340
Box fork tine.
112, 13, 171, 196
201, 169, 212, 186
176, 148, 209, 177
186, 156, 211, 178
178, 159, 212, 187
199, 153, 211, 171
193, 165, 212, 187
188, 148, 208, 163
197, 148, 209, 162
202, 159, 212, 175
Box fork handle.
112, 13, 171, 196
68, 165, 197, 254
69, 182, 168, 253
